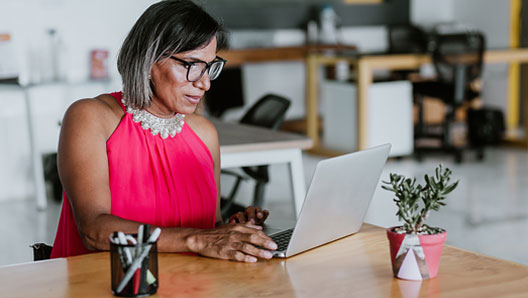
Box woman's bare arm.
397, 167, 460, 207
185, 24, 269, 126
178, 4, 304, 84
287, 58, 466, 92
185, 114, 223, 225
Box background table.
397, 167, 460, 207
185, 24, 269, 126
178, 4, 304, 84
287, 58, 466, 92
3, 224, 528, 297
214, 119, 313, 216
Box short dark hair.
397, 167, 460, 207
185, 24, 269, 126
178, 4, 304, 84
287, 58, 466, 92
118, 0, 226, 108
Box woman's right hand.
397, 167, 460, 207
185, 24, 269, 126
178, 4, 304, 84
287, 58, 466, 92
186, 222, 277, 263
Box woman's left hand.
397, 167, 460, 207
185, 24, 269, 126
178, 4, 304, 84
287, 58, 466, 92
229, 206, 269, 225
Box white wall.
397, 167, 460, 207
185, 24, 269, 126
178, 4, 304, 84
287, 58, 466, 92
411, 0, 510, 47
452, 0, 510, 48
0, 87, 32, 200
410, 0, 455, 25
0, 0, 157, 84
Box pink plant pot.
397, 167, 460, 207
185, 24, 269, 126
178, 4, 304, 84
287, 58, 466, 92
387, 227, 447, 280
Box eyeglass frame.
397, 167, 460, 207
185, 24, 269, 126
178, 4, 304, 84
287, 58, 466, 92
168, 55, 227, 82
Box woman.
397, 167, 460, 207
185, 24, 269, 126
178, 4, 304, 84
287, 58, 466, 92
50, 0, 277, 263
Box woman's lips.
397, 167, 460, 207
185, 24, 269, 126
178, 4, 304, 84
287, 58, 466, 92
185, 95, 202, 104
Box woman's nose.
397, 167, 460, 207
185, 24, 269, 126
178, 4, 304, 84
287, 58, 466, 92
193, 72, 211, 91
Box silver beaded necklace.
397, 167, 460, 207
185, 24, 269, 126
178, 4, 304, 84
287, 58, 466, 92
122, 99, 185, 139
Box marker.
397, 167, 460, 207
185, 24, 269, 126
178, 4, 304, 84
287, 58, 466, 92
136, 225, 144, 257
116, 228, 161, 294
110, 232, 128, 270
117, 232, 133, 265
133, 224, 145, 295
139, 224, 151, 293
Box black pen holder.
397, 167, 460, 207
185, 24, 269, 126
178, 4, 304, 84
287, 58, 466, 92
110, 235, 158, 297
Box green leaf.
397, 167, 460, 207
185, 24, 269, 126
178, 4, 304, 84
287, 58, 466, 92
424, 175, 430, 186
428, 177, 438, 189
443, 181, 459, 195
381, 185, 395, 192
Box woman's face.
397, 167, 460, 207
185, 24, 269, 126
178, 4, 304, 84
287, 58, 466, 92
149, 37, 217, 116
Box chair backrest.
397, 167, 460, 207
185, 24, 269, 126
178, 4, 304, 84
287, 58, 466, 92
432, 31, 485, 102
240, 94, 291, 130
31, 243, 53, 261
388, 24, 429, 54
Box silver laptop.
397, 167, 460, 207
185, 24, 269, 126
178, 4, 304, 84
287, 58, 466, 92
265, 143, 391, 258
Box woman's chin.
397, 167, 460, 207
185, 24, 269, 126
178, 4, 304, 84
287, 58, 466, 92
178, 104, 200, 115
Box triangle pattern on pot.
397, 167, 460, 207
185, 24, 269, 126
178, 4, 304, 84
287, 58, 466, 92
398, 249, 423, 280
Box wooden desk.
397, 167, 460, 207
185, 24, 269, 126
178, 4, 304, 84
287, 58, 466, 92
306, 48, 528, 154
214, 119, 313, 216
3, 224, 528, 297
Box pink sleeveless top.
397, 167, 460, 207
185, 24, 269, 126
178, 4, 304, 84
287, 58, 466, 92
51, 92, 217, 258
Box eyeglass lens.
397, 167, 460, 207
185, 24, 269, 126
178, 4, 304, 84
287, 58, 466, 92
188, 61, 224, 82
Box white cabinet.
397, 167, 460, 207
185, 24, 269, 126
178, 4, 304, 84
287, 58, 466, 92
322, 80, 414, 156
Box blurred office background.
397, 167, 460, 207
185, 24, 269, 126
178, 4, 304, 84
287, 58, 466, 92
1, 0, 527, 267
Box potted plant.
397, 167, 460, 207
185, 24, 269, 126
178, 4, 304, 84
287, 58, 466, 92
381, 164, 458, 280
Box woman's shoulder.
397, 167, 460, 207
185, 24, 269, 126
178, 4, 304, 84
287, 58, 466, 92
186, 113, 217, 134
186, 113, 219, 146
62, 93, 124, 139
66, 93, 122, 115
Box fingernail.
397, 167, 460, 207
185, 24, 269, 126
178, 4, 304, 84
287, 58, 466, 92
247, 256, 257, 263
268, 242, 278, 250
263, 251, 273, 259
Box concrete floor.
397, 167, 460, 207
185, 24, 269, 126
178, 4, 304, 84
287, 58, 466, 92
1, 147, 527, 266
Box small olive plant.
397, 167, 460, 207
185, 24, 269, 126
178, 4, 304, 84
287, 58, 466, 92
381, 164, 459, 235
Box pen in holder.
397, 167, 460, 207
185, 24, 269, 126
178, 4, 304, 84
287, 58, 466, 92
110, 227, 160, 297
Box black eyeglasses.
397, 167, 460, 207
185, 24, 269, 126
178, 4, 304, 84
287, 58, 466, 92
169, 56, 226, 82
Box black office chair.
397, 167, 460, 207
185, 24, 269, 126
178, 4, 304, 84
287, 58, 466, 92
413, 31, 485, 163
387, 24, 429, 80
220, 94, 291, 220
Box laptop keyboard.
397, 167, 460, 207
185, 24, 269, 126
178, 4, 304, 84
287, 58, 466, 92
270, 228, 294, 251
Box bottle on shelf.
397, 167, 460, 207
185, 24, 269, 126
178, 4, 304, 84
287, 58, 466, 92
318, 4, 340, 45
